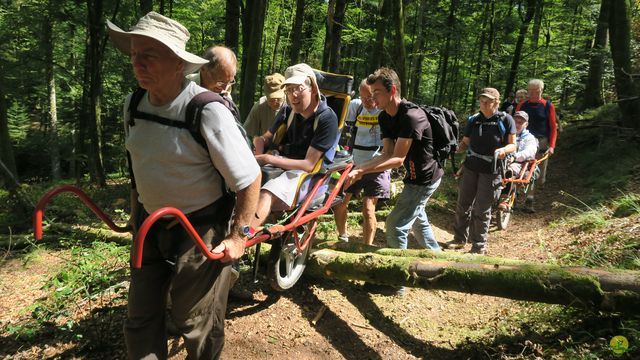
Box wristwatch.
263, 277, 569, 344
234, 224, 255, 238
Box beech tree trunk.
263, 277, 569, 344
369, 0, 390, 74
45, 1, 61, 180
305, 242, 640, 314
328, 0, 347, 73
608, 0, 640, 128
504, 0, 535, 98
436, 0, 457, 104
239, 0, 267, 121
581, 0, 609, 110
86, 0, 106, 187
225, 0, 240, 53
289, 0, 304, 65
392, 0, 406, 98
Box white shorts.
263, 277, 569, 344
262, 170, 326, 210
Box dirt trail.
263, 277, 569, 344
0, 151, 630, 359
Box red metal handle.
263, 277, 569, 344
33, 185, 129, 240
132, 207, 225, 269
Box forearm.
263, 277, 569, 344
357, 153, 402, 175
231, 174, 261, 230
268, 156, 317, 172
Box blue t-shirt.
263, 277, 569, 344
269, 96, 339, 164
464, 111, 516, 174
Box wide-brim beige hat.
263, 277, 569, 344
107, 12, 208, 75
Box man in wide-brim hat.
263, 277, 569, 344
107, 11, 260, 359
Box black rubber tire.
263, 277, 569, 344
267, 220, 316, 291
497, 208, 511, 230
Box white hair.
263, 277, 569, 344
528, 79, 544, 91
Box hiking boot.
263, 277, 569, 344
469, 246, 487, 255
445, 240, 466, 250
229, 286, 254, 301
338, 233, 349, 242
523, 197, 535, 213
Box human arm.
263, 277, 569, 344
211, 173, 261, 262
547, 101, 557, 153
255, 145, 324, 172
514, 135, 538, 162
346, 137, 408, 187
253, 130, 274, 155
457, 136, 470, 153
496, 133, 517, 159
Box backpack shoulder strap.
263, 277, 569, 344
185, 91, 227, 149
127, 87, 147, 127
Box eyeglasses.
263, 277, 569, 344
214, 79, 236, 89
284, 85, 309, 96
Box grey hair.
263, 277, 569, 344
202, 46, 237, 72
528, 79, 544, 91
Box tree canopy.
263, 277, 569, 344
0, 0, 638, 186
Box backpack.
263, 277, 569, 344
467, 111, 509, 139
420, 106, 460, 172
126, 87, 251, 191
128, 87, 251, 150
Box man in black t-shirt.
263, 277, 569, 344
251, 63, 338, 228
347, 68, 443, 272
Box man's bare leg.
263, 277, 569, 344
333, 193, 353, 241
362, 196, 379, 245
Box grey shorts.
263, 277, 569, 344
345, 170, 391, 198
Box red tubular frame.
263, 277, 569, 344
33, 185, 129, 240
502, 153, 550, 186
34, 163, 354, 270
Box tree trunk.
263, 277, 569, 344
139, 0, 152, 14
369, 0, 390, 74
408, 0, 426, 100
608, 0, 640, 128
239, 0, 267, 121
392, 0, 406, 98
530, 0, 543, 76
483, 0, 495, 87
289, 0, 304, 65
560, 3, 580, 107
225, 0, 240, 53
328, 0, 347, 73
86, 0, 106, 187
45, 1, 61, 180
471, 0, 490, 111
0, 84, 18, 190
306, 243, 640, 314
581, 0, 609, 110
436, 0, 457, 104
322, 0, 336, 71
270, 23, 282, 74
504, 0, 535, 99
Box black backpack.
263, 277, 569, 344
420, 106, 460, 172
126, 87, 252, 190
128, 87, 251, 150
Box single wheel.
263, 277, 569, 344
496, 208, 511, 230
267, 220, 317, 291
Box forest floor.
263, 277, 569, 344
1, 121, 639, 359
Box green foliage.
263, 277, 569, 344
612, 192, 640, 217
30, 241, 129, 333
560, 234, 640, 270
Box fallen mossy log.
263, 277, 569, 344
306, 241, 640, 314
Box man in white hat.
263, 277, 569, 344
107, 12, 260, 359
250, 63, 338, 229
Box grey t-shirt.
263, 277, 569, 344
124, 80, 260, 214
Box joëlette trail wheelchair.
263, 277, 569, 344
33, 70, 354, 292
494, 150, 550, 230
